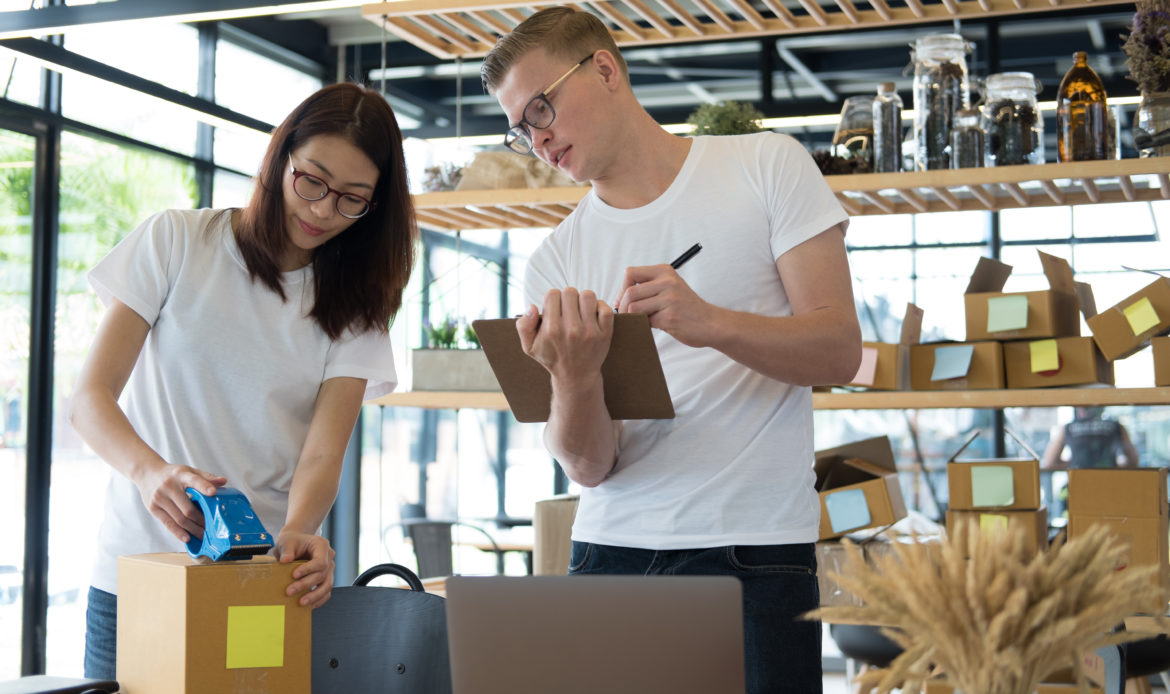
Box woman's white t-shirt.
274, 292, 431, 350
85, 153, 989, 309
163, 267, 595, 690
86, 208, 397, 593
524, 133, 849, 550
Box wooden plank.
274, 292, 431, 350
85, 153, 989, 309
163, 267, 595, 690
896, 187, 929, 212
726, 0, 769, 30
794, 0, 830, 25
583, 1, 646, 39
759, 0, 800, 26
693, 0, 737, 32
469, 9, 513, 34
832, 0, 863, 23
441, 11, 499, 44
625, 0, 675, 37
657, 0, 707, 35
414, 13, 478, 53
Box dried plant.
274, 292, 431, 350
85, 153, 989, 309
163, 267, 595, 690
1123, 0, 1170, 94
807, 522, 1168, 694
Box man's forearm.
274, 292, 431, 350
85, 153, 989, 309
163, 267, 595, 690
544, 372, 617, 487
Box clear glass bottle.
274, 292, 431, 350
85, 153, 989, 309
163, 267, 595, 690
831, 95, 875, 169
912, 34, 971, 171
1056, 51, 1109, 162
872, 81, 903, 173
950, 109, 984, 169
982, 72, 1044, 166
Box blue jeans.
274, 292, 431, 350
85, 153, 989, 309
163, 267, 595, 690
84, 586, 117, 680
569, 541, 821, 694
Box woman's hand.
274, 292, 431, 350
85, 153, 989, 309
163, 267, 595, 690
276, 530, 336, 609
132, 463, 227, 544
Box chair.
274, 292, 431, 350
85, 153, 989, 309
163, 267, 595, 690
385, 519, 504, 578
312, 563, 452, 694
829, 623, 903, 691
1123, 635, 1170, 693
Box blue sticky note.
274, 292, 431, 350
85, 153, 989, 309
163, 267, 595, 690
986, 295, 1029, 333
970, 465, 1015, 507
931, 344, 975, 381
825, 488, 872, 534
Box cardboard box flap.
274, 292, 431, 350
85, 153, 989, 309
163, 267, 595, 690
899, 303, 924, 346
814, 436, 896, 489
1076, 281, 1098, 321
1039, 250, 1077, 295
822, 457, 892, 489
966, 256, 1013, 294
948, 428, 1040, 463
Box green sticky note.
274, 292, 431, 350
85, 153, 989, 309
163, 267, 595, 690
970, 465, 1015, 507
979, 514, 1008, 532
226, 605, 285, 669
1124, 296, 1160, 336
1029, 339, 1059, 373
986, 295, 1029, 333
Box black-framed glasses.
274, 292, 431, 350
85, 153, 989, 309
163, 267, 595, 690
504, 52, 596, 155
288, 156, 375, 219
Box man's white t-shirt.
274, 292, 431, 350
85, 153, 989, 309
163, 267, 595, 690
524, 132, 849, 550
87, 208, 397, 593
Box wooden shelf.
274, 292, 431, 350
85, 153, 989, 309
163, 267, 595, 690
412, 159, 1170, 232
361, 0, 1133, 61
369, 387, 1170, 411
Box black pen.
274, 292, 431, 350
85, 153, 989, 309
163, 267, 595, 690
670, 243, 702, 270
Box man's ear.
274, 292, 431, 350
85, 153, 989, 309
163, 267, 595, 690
591, 50, 624, 90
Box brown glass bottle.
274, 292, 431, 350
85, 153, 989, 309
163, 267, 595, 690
1056, 51, 1109, 162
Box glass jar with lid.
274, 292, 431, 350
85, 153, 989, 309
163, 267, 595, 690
911, 33, 971, 171
950, 109, 984, 169
981, 72, 1044, 166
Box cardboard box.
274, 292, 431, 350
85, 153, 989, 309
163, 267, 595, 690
1067, 468, 1170, 611
814, 436, 908, 540
533, 494, 579, 576
118, 553, 310, 694
1002, 336, 1113, 389
844, 304, 923, 390
946, 430, 1041, 510
817, 539, 931, 606
1087, 275, 1170, 361
910, 341, 1004, 390
946, 508, 1049, 555
1153, 336, 1170, 386
964, 251, 1081, 342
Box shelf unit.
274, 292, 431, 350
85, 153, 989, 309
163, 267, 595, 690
367, 387, 1170, 410
412, 158, 1170, 232
361, 0, 1133, 60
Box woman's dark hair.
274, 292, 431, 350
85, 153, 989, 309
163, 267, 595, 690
236, 82, 416, 340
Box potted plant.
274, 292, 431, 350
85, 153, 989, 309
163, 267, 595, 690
1123, 0, 1170, 155
411, 316, 499, 392
685, 100, 764, 135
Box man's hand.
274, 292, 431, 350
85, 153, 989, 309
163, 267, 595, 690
517, 287, 614, 387
616, 264, 716, 347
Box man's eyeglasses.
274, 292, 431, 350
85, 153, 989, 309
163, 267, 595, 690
288, 156, 374, 219
504, 52, 596, 155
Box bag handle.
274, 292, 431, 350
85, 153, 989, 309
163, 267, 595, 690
353, 563, 426, 592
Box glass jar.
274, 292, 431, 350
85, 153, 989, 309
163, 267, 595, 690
981, 72, 1044, 166
950, 109, 984, 169
872, 82, 903, 173
1056, 51, 1109, 162
1133, 91, 1170, 157
912, 33, 971, 171
831, 95, 875, 169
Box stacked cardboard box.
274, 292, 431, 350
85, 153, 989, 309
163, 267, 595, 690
945, 431, 1048, 556
813, 436, 908, 540
1067, 467, 1170, 614
911, 251, 1112, 390
1088, 273, 1170, 361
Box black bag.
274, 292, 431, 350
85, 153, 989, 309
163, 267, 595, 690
312, 563, 452, 694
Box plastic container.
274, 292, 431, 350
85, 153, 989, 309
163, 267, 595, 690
982, 72, 1044, 166
872, 82, 903, 173
912, 34, 972, 171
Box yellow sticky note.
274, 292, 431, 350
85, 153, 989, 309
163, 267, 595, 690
226, 605, 285, 669
1124, 296, 1160, 336
1029, 339, 1059, 373
979, 514, 1008, 532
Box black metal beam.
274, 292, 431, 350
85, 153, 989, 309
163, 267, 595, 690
0, 37, 274, 134
0, 0, 339, 35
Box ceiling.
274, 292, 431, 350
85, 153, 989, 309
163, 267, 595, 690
232, 3, 1139, 151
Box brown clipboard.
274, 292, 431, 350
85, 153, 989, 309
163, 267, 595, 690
472, 313, 675, 423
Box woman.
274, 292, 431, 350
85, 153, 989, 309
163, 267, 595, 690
69, 82, 416, 679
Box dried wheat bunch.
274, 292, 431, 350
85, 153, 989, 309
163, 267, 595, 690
807, 522, 1168, 694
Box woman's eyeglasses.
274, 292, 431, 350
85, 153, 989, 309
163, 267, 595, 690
288, 156, 374, 219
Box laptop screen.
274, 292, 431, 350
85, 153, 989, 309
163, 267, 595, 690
445, 575, 745, 694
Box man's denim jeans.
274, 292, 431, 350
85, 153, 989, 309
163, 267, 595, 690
569, 541, 822, 694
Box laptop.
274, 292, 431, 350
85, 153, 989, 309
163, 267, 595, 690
0, 676, 119, 693
445, 575, 745, 694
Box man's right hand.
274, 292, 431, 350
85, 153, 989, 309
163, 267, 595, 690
133, 463, 227, 544
516, 287, 614, 389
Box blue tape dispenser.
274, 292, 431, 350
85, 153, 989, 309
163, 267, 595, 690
184, 487, 274, 562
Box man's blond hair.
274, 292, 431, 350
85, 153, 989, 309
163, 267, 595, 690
481, 6, 628, 95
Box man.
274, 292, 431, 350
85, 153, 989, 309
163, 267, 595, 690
481, 7, 861, 692
1042, 406, 1139, 469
